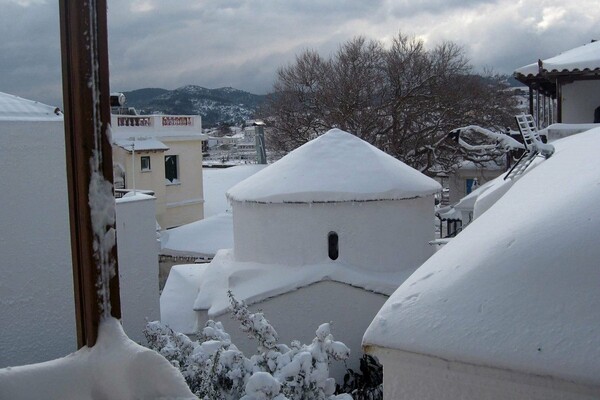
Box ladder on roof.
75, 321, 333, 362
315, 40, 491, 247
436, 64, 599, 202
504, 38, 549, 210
504, 114, 553, 180
504, 151, 539, 180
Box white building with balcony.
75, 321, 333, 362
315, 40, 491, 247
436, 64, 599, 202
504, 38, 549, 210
111, 114, 206, 229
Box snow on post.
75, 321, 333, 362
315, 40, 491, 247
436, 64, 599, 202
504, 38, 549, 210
59, 0, 121, 347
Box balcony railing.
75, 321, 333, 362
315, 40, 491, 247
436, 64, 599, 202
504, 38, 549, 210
112, 115, 200, 130
116, 116, 153, 127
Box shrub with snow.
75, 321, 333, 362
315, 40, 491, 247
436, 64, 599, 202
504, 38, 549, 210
145, 291, 352, 400
336, 354, 383, 400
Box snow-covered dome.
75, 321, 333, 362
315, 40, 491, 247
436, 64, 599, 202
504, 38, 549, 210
227, 128, 440, 203
0, 92, 62, 121
363, 128, 600, 385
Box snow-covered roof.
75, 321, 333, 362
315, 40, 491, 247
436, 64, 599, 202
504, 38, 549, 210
161, 248, 414, 331
363, 128, 600, 385
116, 192, 155, 203
458, 160, 503, 171
160, 213, 233, 258
515, 40, 600, 78
0, 92, 62, 121
227, 129, 440, 203
436, 206, 461, 221
114, 138, 169, 152
544, 123, 600, 142
453, 178, 496, 211
203, 164, 267, 217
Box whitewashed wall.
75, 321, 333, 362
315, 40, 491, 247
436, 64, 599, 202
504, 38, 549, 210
232, 198, 435, 272
112, 146, 167, 224
561, 80, 600, 123
163, 138, 204, 228
116, 194, 161, 344
368, 346, 600, 400
0, 120, 77, 367
197, 281, 388, 381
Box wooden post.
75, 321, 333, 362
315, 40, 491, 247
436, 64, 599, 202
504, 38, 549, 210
528, 86, 534, 117
59, 0, 121, 348
556, 78, 562, 123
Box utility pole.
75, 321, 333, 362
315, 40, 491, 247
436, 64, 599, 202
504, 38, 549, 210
59, 0, 121, 348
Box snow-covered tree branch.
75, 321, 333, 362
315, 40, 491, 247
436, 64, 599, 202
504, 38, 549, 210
144, 292, 352, 400
449, 125, 525, 152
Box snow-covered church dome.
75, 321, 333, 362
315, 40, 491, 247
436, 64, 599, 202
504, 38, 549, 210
363, 128, 600, 399
227, 128, 441, 272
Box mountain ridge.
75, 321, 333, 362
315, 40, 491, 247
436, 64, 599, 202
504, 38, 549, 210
121, 85, 268, 127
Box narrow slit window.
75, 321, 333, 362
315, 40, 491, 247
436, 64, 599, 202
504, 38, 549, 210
328, 231, 339, 260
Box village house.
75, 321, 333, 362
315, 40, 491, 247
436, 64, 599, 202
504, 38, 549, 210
514, 39, 600, 126
111, 108, 206, 229
160, 128, 441, 378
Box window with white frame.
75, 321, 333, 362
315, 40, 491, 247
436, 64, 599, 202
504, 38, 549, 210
165, 155, 179, 183
140, 156, 151, 172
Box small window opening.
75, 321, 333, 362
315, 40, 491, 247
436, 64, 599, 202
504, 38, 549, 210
328, 231, 339, 260
165, 155, 179, 183
140, 156, 151, 172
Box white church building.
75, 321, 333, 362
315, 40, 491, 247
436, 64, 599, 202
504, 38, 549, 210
161, 128, 441, 375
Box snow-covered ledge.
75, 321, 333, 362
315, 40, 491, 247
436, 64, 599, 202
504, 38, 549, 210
0, 318, 195, 399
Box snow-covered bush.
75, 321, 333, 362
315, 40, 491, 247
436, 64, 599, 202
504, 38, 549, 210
144, 291, 352, 400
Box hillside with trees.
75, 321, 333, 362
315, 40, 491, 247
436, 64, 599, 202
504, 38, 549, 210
122, 86, 267, 127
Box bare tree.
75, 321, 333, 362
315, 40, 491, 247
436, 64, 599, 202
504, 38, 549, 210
261, 33, 518, 175
322, 36, 388, 144
266, 50, 330, 152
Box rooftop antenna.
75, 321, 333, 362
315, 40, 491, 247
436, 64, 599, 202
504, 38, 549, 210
131, 140, 136, 195
504, 114, 554, 180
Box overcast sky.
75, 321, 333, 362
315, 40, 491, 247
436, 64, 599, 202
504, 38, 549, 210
1, 0, 598, 106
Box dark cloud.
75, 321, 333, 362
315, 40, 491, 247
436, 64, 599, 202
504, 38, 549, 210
0, 0, 597, 107
0, 1, 62, 105
389, 0, 498, 18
